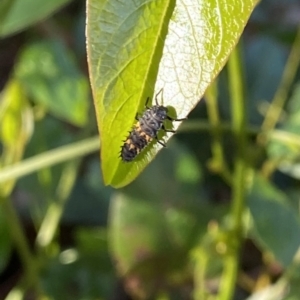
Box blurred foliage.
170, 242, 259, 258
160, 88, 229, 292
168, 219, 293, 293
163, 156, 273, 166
0, 0, 300, 300
0, 0, 72, 37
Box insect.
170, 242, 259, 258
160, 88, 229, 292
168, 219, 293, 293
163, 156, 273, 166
120, 89, 186, 162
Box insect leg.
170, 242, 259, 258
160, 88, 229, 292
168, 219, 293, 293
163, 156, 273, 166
166, 116, 187, 122
154, 135, 166, 147
145, 97, 151, 109
155, 88, 163, 106
156, 139, 166, 147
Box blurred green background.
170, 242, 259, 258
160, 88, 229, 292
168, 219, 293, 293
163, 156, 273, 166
1, 0, 300, 299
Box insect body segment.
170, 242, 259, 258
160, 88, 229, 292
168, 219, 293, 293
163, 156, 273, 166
120, 89, 185, 162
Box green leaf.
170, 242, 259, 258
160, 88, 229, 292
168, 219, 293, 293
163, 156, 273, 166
267, 83, 300, 179
109, 194, 172, 275
15, 40, 89, 127
86, 0, 258, 187
109, 144, 214, 283
0, 79, 33, 195
109, 192, 218, 296
0, 0, 72, 37
0, 80, 32, 149
268, 84, 300, 160
247, 175, 300, 267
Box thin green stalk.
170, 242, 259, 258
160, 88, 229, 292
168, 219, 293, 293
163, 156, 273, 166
205, 81, 232, 184
218, 45, 247, 300
0, 136, 99, 298
3, 163, 80, 299
193, 247, 209, 300
259, 25, 300, 144
36, 160, 79, 249
0, 136, 100, 183
179, 120, 259, 135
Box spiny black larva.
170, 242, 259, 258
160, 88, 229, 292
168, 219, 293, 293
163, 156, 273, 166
120, 89, 186, 162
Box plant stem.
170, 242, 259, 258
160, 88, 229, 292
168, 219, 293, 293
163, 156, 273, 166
36, 161, 79, 249
219, 45, 247, 300
258, 25, 300, 144
193, 247, 208, 300
179, 119, 259, 135
0, 136, 100, 183
205, 81, 232, 184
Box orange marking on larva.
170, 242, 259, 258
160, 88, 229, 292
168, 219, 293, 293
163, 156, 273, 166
146, 136, 152, 142
129, 143, 136, 150
139, 132, 152, 142
134, 121, 141, 128
124, 139, 136, 150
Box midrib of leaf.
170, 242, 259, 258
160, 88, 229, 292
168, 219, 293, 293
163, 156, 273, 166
110, 1, 177, 184
87, 0, 176, 186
